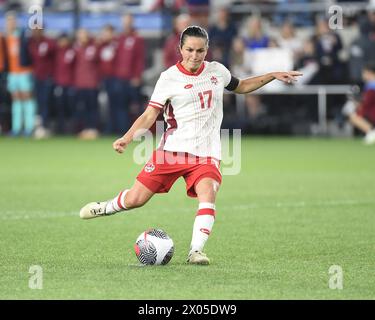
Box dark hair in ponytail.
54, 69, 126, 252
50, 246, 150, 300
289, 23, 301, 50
179, 25, 209, 48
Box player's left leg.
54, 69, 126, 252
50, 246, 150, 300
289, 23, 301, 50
187, 177, 220, 265
79, 180, 155, 219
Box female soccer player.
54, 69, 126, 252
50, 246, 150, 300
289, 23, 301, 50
80, 26, 302, 265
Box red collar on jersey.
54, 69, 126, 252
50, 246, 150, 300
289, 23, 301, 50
176, 61, 205, 76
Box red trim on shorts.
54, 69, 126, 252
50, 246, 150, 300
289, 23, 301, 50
197, 208, 216, 216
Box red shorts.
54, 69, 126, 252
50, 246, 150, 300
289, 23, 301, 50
137, 150, 222, 198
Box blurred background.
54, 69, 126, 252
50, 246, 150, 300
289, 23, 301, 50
0, 0, 374, 139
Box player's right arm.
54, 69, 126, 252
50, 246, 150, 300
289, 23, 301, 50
113, 106, 161, 154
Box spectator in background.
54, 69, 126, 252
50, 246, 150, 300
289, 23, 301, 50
312, 17, 345, 84
295, 38, 319, 84
230, 37, 250, 79
186, 0, 210, 29
53, 33, 75, 134
28, 27, 56, 137
208, 6, 237, 68
358, 1, 375, 36
0, 31, 10, 134
342, 62, 375, 145
0, 32, 5, 73
349, 5, 375, 84
273, 0, 313, 27
229, 36, 269, 129
240, 16, 275, 127
163, 13, 191, 68
243, 16, 269, 50
73, 28, 100, 139
146, 0, 186, 13
276, 21, 303, 68
98, 24, 118, 135
2, 12, 36, 137
113, 14, 145, 133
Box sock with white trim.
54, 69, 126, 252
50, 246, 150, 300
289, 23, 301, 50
189, 202, 216, 253
105, 189, 129, 214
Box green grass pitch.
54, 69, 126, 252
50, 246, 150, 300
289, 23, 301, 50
0, 136, 374, 299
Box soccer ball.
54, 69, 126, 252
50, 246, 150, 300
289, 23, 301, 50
134, 229, 174, 265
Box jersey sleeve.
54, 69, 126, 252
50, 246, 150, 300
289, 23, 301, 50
215, 62, 232, 87
148, 73, 171, 110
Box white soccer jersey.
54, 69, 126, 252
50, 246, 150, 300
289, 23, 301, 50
148, 61, 232, 160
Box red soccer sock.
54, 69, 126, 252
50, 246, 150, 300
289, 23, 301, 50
190, 203, 216, 253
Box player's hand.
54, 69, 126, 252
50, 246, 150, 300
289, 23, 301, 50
113, 137, 128, 154
273, 71, 303, 84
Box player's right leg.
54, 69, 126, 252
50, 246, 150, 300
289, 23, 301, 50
79, 180, 154, 219
187, 177, 221, 265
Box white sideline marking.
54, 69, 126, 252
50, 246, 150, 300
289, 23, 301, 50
0, 199, 374, 221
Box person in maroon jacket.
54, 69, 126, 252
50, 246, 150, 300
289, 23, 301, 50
112, 14, 145, 132
53, 33, 75, 134
73, 28, 100, 139
163, 14, 191, 68
98, 24, 118, 134
28, 28, 56, 131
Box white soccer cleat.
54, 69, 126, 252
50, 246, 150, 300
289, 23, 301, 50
79, 201, 109, 219
364, 130, 375, 145
186, 250, 210, 265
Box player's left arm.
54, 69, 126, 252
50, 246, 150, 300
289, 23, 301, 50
233, 71, 303, 94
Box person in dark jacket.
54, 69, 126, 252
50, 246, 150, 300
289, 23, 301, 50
312, 17, 344, 84
0, 32, 10, 133
208, 6, 237, 68
73, 28, 100, 139
98, 24, 118, 134
112, 14, 145, 133
28, 28, 56, 132
53, 33, 75, 134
